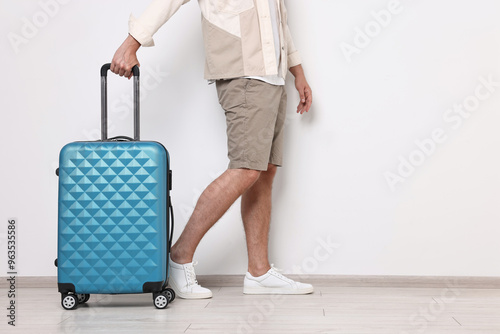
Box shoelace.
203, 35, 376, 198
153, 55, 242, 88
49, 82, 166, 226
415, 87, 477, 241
185, 261, 200, 286
270, 264, 295, 284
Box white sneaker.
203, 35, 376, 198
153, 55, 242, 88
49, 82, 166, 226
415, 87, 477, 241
168, 256, 212, 299
243, 266, 314, 295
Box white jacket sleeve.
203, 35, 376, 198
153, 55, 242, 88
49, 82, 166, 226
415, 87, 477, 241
129, 0, 191, 47
282, 1, 302, 68
285, 24, 302, 68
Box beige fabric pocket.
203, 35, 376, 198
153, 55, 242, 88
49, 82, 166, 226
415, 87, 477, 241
203, 17, 244, 77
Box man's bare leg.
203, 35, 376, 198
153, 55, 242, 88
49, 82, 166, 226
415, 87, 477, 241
241, 163, 277, 277
170, 168, 261, 264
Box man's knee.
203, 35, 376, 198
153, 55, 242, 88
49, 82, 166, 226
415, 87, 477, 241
259, 164, 278, 181
232, 168, 261, 186
266, 163, 278, 176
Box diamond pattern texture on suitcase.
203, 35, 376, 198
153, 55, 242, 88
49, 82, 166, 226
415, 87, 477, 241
57, 141, 168, 294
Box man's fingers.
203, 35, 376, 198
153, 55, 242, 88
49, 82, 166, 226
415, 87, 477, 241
300, 91, 306, 103
297, 101, 305, 114
301, 86, 311, 112
295, 79, 312, 114
297, 90, 311, 113
110, 61, 136, 78
305, 88, 312, 112
118, 65, 127, 77
297, 84, 306, 103
124, 65, 132, 77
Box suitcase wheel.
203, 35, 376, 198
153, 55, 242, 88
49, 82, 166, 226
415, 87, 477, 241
165, 288, 175, 303
61, 294, 78, 310
55, 168, 59, 176
153, 292, 169, 309
77, 294, 90, 304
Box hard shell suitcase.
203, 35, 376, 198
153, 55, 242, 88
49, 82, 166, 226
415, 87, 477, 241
56, 64, 175, 309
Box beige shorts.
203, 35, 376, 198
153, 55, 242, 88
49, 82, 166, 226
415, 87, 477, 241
215, 78, 287, 171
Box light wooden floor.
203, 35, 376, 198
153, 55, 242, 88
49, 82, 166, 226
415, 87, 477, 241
3, 283, 500, 333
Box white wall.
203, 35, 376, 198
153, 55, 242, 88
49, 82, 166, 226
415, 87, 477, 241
1, 0, 499, 277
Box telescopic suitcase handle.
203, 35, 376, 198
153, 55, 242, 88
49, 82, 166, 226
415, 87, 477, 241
100, 63, 140, 141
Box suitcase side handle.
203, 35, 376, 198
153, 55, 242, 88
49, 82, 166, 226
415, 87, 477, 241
164, 195, 175, 290
100, 63, 141, 141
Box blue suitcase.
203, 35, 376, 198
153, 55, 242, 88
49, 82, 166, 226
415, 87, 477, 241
56, 64, 175, 309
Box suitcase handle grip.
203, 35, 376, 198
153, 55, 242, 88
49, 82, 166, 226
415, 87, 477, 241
100, 63, 140, 78
100, 63, 140, 141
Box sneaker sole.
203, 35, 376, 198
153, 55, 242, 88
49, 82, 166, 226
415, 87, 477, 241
243, 286, 314, 295
169, 278, 213, 299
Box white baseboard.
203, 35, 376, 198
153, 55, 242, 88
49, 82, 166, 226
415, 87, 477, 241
1, 275, 499, 289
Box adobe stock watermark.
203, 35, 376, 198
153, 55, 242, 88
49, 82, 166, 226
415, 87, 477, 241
6, 219, 18, 327
7, 0, 72, 55
340, 0, 404, 63
83, 65, 170, 141
385, 74, 499, 191
400, 280, 461, 334
231, 235, 340, 334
